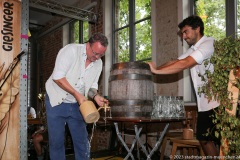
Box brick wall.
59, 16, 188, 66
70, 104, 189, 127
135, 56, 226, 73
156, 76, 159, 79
90, 0, 104, 34
38, 28, 63, 92
90, 125, 112, 152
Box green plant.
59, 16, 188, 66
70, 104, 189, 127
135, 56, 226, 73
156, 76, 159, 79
198, 36, 240, 155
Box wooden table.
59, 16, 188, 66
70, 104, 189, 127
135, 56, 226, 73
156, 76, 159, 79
27, 118, 43, 125
107, 117, 186, 160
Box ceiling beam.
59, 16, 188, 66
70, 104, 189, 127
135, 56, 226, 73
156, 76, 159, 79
29, 0, 98, 23
37, 18, 73, 38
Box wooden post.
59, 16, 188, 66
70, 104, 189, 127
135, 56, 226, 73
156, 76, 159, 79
226, 69, 239, 116
219, 69, 240, 159
0, 0, 21, 159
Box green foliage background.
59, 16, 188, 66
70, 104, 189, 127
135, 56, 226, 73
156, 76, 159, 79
116, 0, 152, 62
195, 0, 225, 40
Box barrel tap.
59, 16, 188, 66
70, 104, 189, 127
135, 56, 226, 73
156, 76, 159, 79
98, 103, 111, 129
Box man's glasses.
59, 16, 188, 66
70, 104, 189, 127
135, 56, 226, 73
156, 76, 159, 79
90, 45, 105, 58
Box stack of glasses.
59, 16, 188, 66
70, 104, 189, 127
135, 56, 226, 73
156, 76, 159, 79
151, 95, 185, 118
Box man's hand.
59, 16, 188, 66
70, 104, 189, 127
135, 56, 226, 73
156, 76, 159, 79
94, 94, 108, 107
147, 62, 157, 74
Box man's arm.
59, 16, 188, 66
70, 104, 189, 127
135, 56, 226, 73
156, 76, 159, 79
88, 88, 98, 100
156, 60, 178, 69
88, 88, 108, 107
53, 77, 87, 105
148, 56, 197, 74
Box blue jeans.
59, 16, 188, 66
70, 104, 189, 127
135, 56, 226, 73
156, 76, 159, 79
45, 94, 90, 160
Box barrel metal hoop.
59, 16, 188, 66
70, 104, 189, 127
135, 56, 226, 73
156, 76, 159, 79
109, 100, 153, 106
111, 112, 152, 118
111, 62, 150, 70
109, 73, 153, 81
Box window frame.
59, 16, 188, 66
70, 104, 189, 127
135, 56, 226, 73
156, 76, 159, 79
69, 20, 89, 44
112, 0, 151, 63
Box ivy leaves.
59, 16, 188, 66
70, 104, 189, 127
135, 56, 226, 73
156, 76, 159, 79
199, 36, 240, 155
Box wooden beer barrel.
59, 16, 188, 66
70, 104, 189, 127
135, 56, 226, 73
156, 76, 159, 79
108, 62, 154, 118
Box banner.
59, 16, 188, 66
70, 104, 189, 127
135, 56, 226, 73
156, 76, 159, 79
0, 0, 21, 159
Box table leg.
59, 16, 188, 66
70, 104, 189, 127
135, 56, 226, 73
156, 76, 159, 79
148, 123, 169, 158
134, 125, 148, 156
114, 122, 137, 160
135, 123, 169, 160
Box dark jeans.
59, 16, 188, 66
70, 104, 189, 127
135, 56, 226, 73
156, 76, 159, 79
45, 94, 90, 160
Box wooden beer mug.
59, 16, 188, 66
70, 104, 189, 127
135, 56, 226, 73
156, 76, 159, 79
79, 101, 100, 123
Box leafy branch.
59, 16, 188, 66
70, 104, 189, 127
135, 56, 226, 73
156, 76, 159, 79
198, 36, 240, 155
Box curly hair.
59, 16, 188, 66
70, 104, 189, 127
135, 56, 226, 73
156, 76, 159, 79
178, 15, 204, 36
